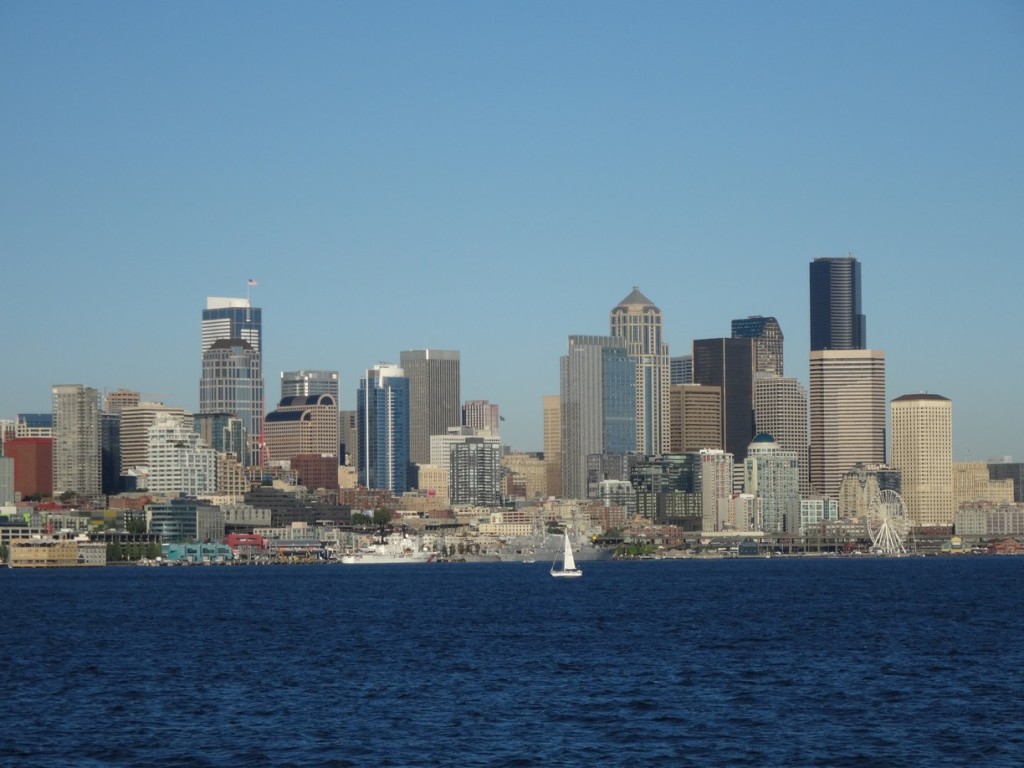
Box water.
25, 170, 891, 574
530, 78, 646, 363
2, 557, 1023, 767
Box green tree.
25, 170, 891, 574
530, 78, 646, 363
373, 508, 392, 526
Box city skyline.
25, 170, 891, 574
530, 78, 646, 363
3, 3, 1022, 460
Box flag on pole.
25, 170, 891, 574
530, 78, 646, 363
248, 279, 258, 287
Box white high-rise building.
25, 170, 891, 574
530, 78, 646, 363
147, 414, 217, 496
52, 384, 101, 500
809, 350, 886, 498
744, 434, 801, 533
891, 393, 954, 527
120, 403, 192, 474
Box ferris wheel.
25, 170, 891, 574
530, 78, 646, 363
866, 489, 911, 555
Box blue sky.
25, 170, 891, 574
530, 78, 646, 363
2, 1, 1022, 459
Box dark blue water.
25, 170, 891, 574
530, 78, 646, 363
2, 558, 1023, 767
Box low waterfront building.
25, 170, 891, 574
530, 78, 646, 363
146, 498, 224, 543
9, 535, 106, 568
478, 510, 535, 538
799, 496, 839, 535
162, 542, 234, 563
955, 501, 1024, 537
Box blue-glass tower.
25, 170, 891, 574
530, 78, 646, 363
357, 364, 410, 495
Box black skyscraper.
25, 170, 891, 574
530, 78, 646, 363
692, 338, 755, 462
809, 256, 866, 350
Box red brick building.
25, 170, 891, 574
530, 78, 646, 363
3, 437, 53, 498
291, 454, 340, 490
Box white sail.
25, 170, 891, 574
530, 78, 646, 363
562, 535, 577, 572
551, 533, 582, 577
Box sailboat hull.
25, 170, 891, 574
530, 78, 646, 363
550, 568, 582, 578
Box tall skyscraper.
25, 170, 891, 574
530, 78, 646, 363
280, 370, 339, 400
692, 338, 756, 462
609, 288, 670, 455
100, 412, 121, 495
201, 296, 264, 466
890, 393, 954, 528
542, 395, 562, 497
560, 335, 636, 499
809, 256, 866, 351
357, 364, 410, 495
809, 350, 886, 497
754, 374, 809, 495
200, 340, 263, 466
399, 350, 461, 465
731, 316, 784, 376
51, 384, 101, 500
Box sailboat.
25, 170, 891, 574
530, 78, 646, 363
550, 533, 583, 578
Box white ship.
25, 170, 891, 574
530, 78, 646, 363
499, 533, 614, 563
340, 533, 436, 565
